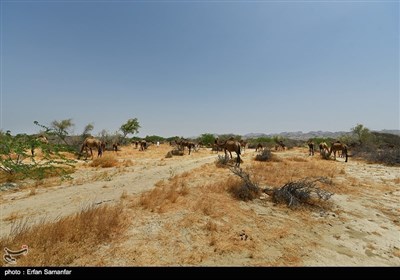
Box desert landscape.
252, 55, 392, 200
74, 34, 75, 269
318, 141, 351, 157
0, 142, 399, 267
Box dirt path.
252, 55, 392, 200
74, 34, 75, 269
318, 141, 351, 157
0, 149, 217, 237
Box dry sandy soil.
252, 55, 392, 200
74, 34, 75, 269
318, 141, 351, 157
1, 144, 399, 266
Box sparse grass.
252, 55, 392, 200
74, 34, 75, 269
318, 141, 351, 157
0, 166, 75, 185
285, 156, 308, 162
2, 212, 23, 222
91, 171, 113, 182
120, 190, 128, 199
28, 188, 36, 196
121, 159, 134, 167
139, 176, 190, 212
205, 220, 218, 232
0, 203, 126, 266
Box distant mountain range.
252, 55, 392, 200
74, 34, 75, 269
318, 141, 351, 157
243, 129, 400, 140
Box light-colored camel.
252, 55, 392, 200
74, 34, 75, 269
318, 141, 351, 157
215, 138, 241, 167
239, 140, 247, 152
319, 142, 329, 155
79, 137, 104, 160
31, 135, 49, 156
328, 141, 348, 162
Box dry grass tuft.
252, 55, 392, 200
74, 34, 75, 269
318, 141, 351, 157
90, 154, 118, 168
139, 177, 190, 212
0, 203, 126, 266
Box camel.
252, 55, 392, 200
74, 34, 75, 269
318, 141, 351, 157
79, 137, 104, 160
275, 140, 286, 151
112, 141, 120, 152
328, 141, 348, 162
307, 140, 315, 156
239, 140, 247, 152
215, 138, 241, 167
175, 138, 196, 155
139, 140, 147, 151
319, 142, 329, 155
255, 143, 264, 152
31, 135, 49, 157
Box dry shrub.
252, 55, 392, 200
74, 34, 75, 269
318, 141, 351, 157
0, 203, 125, 266
264, 177, 333, 210
229, 184, 259, 201
228, 167, 260, 201
255, 149, 273, 162
170, 149, 184, 156
214, 155, 242, 167
165, 151, 173, 158
90, 154, 118, 168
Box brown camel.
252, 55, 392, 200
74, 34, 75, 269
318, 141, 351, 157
79, 137, 104, 160
139, 140, 147, 151
175, 138, 196, 155
215, 138, 241, 167
328, 141, 348, 162
255, 143, 264, 152
112, 141, 120, 152
307, 140, 315, 156
275, 140, 286, 151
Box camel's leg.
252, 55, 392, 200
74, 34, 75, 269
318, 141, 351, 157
236, 153, 241, 167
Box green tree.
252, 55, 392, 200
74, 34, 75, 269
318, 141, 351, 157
351, 124, 371, 145
50, 119, 74, 144
0, 131, 75, 181
197, 133, 216, 147
82, 123, 94, 139
120, 118, 141, 140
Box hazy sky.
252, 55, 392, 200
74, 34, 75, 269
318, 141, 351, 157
1, 0, 399, 138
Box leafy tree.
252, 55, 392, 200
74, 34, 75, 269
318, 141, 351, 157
35, 119, 74, 145
351, 124, 372, 146
82, 123, 94, 139
197, 133, 215, 147
120, 118, 140, 140
144, 135, 165, 143
0, 130, 75, 181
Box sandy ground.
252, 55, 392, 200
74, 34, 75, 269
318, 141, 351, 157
1, 144, 399, 266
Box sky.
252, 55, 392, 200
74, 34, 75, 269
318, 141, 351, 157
1, 0, 399, 138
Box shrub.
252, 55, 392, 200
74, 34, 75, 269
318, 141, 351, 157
255, 149, 272, 161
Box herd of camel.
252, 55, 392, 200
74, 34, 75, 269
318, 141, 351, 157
31, 135, 349, 166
